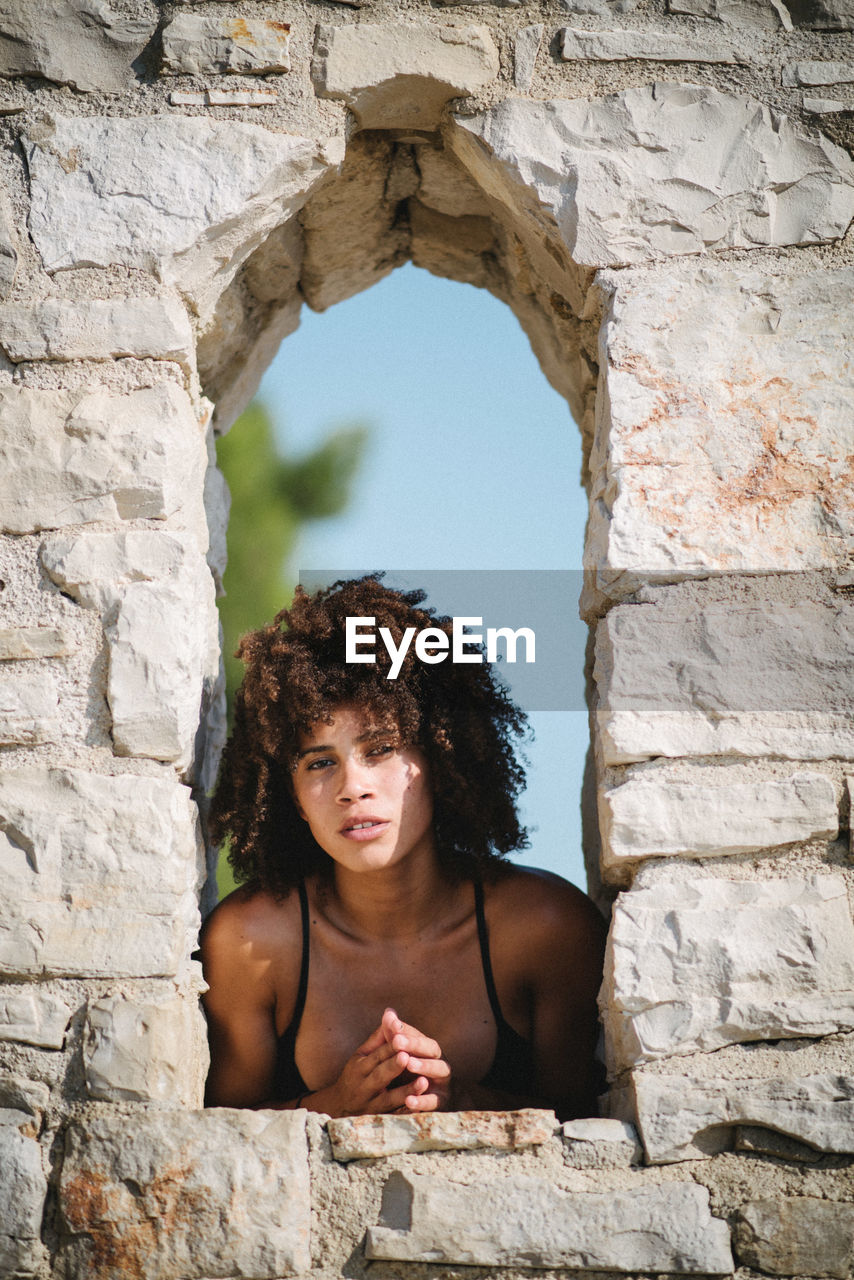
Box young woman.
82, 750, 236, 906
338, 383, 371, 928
201, 576, 606, 1120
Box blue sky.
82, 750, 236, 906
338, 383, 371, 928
258, 262, 590, 887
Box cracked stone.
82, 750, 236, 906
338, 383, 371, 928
0, 987, 72, 1049
329, 1109, 556, 1160
736, 1198, 854, 1277
0, 0, 154, 93
162, 14, 291, 75
560, 25, 744, 60
0, 298, 193, 366
0, 1109, 47, 1276
84, 992, 209, 1106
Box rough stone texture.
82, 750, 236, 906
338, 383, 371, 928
447, 85, 854, 269
0, 298, 193, 366
0, 0, 154, 93
0, 195, 17, 299
42, 531, 218, 767
514, 24, 543, 89
312, 22, 500, 129
367, 1173, 734, 1272
0, 669, 60, 745
599, 770, 838, 869
669, 0, 792, 28
587, 264, 854, 585
84, 993, 209, 1106
25, 116, 341, 320
560, 26, 744, 61
0, 987, 72, 1049
0, 1073, 50, 1115
329, 1109, 556, 1160
602, 875, 854, 1073
594, 600, 854, 765
0, 627, 72, 659
161, 14, 291, 75
562, 1118, 644, 1167
633, 1073, 854, 1162
0, 1109, 48, 1276
804, 94, 854, 112
61, 1110, 310, 1279
736, 1198, 854, 1277
783, 60, 854, 86
0, 768, 203, 978
170, 88, 278, 105
0, 384, 207, 537
735, 1125, 825, 1162
794, 0, 854, 25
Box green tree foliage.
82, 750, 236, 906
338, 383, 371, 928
214, 400, 366, 897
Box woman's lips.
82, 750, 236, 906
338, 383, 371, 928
340, 818, 390, 841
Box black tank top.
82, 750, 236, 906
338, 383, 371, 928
272, 879, 535, 1102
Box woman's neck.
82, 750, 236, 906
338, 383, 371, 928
324, 850, 463, 942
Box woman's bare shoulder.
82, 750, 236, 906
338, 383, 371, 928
200, 882, 304, 967
486, 864, 608, 959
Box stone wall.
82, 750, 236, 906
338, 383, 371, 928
0, 0, 852, 1275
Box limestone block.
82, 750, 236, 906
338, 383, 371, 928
42, 531, 217, 767
311, 22, 499, 129
84, 993, 209, 1106
669, 0, 792, 28
599, 770, 838, 869
162, 14, 291, 74
560, 25, 744, 60
804, 95, 853, 112
0, 628, 72, 659
25, 116, 341, 321
0, 0, 154, 94
0, 768, 203, 978
735, 1125, 824, 1161
170, 88, 278, 105
0, 298, 193, 366
412, 147, 491, 219
594, 601, 854, 764
587, 265, 854, 584
633, 1073, 854, 1163
0, 384, 206, 535
367, 1172, 734, 1272
562, 1117, 643, 1167
514, 24, 543, 89
795, 0, 854, 25
0, 196, 18, 298
61, 1110, 310, 1279
0, 1073, 50, 1115
736, 1198, 854, 1277
0, 670, 60, 744
329, 1109, 555, 1160
783, 60, 854, 85
602, 875, 854, 1073
0, 987, 72, 1048
0, 1109, 48, 1276
447, 85, 854, 268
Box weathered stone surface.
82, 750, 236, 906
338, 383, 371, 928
0, 1109, 48, 1275
562, 1117, 643, 1167
0, 1073, 50, 1115
560, 25, 743, 60
312, 22, 499, 129
0, 628, 72, 659
0, 384, 206, 535
0, 768, 202, 978
599, 770, 838, 868
669, 0, 791, 26
84, 993, 209, 1106
61, 1110, 310, 1279
792, 0, 854, 26
0, 670, 60, 745
25, 116, 340, 320
162, 14, 291, 75
594, 600, 854, 764
602, 876, 854, 1073
514, 24, 543, 88
735, 1125, 824, 1162
0, 298, 193, 365
783, 60, 854, 85
367, 1173, 734, 1272
0, 0, 154, 93
633, 1073, 854, 1162
0, 195, 17, 298
170, 88, 278, 105
42, 532, 218, 767
804, 94, 853, 112
447, 85, 854, 268
736, 1198, 854, 1277
0, 987, 72, 1049
587, 265, 854, 586
329, 1109, 555, 1160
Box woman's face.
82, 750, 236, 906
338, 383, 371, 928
291, 704, 436, 876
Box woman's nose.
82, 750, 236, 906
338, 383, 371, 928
337, 756, 374, 802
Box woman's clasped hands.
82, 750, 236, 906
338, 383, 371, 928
309, 1007, 452, 1117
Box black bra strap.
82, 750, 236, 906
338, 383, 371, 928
292, 880, 310, 1025
474, 879, 507, 1028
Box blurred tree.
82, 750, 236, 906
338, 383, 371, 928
214, 399, 366, 897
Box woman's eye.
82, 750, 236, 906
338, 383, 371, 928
368, 743, 394, 758
306, 756, 334, 771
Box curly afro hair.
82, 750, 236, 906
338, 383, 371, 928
210, 575, 530, 895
